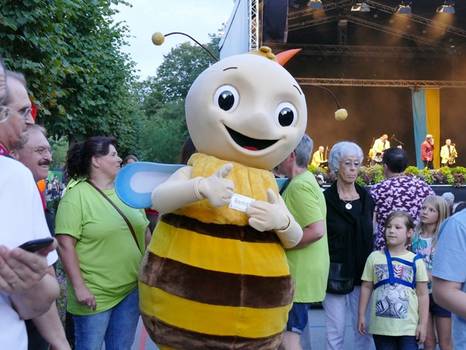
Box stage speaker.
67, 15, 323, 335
263, 0, 289, 43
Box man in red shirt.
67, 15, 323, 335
421, 134, 434, 169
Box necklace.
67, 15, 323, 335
337, 185, 359, 210
339, 194, 358, 210
342, 200, 353, 210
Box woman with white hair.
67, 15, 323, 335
323, 141, 375, 350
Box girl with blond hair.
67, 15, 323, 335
411, 195, 452, 350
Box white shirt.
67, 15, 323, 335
372, 138, 390, 154
0, 156, 58, 349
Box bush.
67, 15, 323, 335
419, 168, 434, 185
308, 165, 466, 186
405, 166, 420, 177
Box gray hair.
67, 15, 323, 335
328, 141, 364, 173
6, 70, 26, 86
441, 192, 455, 208
295, 134, 313, 167
4, 70, 27, 106
11, 124, 47, 151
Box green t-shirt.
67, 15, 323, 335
361, 250, 428, 336
283, 171, 329, 303
55, 181, 149, 315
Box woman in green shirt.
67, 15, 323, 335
56, 136, 149, 350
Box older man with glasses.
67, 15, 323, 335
0, 59, 60, 349
11, 123, 71, 350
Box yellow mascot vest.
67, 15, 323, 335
139, 153, 293, 350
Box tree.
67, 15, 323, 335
138, 34, 220, 162
0, 0, 141, 155
138, 101, 188, 163
49, 136, 68, 170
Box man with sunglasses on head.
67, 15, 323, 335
0, 62, 60, 349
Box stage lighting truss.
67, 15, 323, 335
308, 0, 323, 10
437, 1, 455, 14
396, 1, 412, 15
351, 2, 371, 12
287, 0, 466, 40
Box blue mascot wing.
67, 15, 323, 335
115, 161, 289, 209
115, 162, 184, 208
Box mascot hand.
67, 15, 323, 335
247, 189, 303, 248
247, 189, 289, 232
198, 163, 234, 207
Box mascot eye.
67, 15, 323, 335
275, 102, 297, 127
214, 85, 239, 111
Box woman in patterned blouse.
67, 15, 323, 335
370, 147, 434, 250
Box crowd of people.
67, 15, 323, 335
1, 61, 466, 350
46, 177, 65, 202
279, 138, 465, 350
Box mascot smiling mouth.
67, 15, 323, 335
225, 125, 278, 151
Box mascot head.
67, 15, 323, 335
114, 39, 309, 209
185, 51, 307, 170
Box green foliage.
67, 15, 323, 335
140, 35, 220, 117
356, 164, 384, 186
137, 35, 220, 161
450, 166, 466, 187
355, 175, 365, 187
405, 166, 420, 177
138, 100, 188, 163
50, 136, 68, 170
419, 168, 434, 184
0, 0, 141, 155
433, 167, 455, 185
451, 166, 466, 176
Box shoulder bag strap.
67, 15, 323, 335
86, 180, 142, 254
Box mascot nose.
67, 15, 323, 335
246, 111, 275, 135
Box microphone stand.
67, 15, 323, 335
391, 134, 404, 146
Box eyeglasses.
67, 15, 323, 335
33, 146, 52, 156
7, 106, 32, 122
19, 107, 32, 121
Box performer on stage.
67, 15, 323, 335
311, 145, 327, 168
440, 138, 458, 167
421, 134, 435, 169
369, 134, 390, 165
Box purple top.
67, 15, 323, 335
370, 175, 435, 250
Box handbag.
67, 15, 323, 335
86, 180, 142, 254
326, 262, 354, 295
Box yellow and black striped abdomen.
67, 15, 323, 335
139, 213, 293, 349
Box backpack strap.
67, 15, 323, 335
385, 248, 395, 285
373, 249, 420, 290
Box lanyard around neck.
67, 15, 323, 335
0, 143, 9, 156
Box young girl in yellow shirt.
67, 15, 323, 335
358, 211, 429, 349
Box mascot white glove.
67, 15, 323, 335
197, 163, 234, 207
247, 189, 303, 248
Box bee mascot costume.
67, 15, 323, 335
133, 34, 308, 349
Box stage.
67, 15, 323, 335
254, 0, 466, 167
